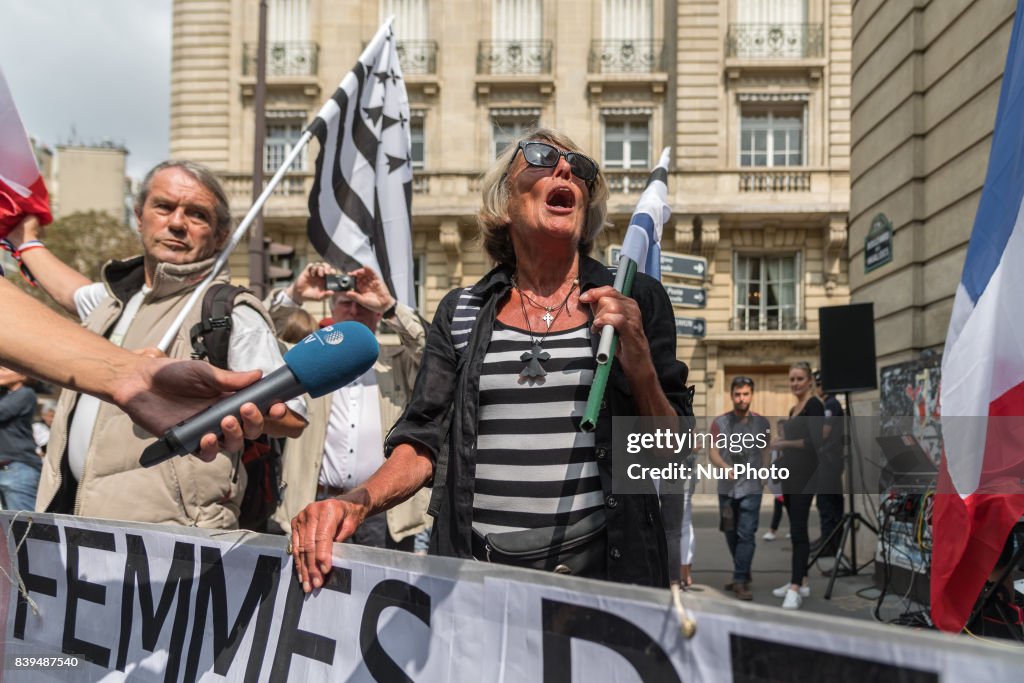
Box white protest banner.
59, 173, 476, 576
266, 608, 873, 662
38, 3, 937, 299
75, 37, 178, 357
1, 513, 1019, 681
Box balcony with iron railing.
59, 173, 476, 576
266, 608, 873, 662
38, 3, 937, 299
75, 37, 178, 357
477, 40, 553, 75
728, 312, 806, 332
411, 167, 651, 206
675, 168, 849, 215
588, 40, 665, 74
603, 169, 653, 194
243, 41, 319, 77
221, 171, 312, 218
396, 40, 438, 75
726, 24, 824, 59
738, 169, 812, 192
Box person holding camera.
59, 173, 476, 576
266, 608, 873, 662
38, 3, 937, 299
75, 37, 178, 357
266, 262, 430, 549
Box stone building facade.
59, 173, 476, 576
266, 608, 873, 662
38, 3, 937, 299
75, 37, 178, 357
170, 0, 851, 417
849, 0, 1015, 409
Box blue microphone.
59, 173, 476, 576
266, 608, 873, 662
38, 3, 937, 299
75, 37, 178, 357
139, 321, 379, 467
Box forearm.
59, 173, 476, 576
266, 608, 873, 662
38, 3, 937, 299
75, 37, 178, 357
264, 287, 298, 314
625, 361, 677, 417
347, 444, 434, 517
15, 246, 92, 316
384, 303, 427, 352
1, 279, 129, 399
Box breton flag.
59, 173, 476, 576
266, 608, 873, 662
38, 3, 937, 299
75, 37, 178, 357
618, 147, 671, 278
306, 19, 414, 306
932, 6, 1024, 633
0, 66, 52, 239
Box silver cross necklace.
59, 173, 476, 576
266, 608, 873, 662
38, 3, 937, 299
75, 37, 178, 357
512, 275, 579, 330
512, 275, 579, 379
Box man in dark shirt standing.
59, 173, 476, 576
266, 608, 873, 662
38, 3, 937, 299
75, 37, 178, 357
812, 370, 845, 555
0, 366, 40, 510
711, 376, 771, 600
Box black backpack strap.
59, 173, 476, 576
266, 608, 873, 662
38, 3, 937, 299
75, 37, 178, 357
189, 283, 244, 369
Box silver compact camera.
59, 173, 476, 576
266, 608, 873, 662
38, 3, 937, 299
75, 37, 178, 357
325, 274, 356, 292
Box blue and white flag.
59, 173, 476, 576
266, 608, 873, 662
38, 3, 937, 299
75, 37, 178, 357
306, 18, 415, 306
618, 147, 671, 279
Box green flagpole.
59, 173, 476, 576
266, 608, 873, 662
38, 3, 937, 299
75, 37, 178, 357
580, 258, 637, 432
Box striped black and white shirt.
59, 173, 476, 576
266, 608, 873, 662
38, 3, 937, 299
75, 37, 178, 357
472, 320, 603, 536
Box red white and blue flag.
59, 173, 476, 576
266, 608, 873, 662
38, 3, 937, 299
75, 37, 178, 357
932, 5, 1024, 632
0, 65, 51, 239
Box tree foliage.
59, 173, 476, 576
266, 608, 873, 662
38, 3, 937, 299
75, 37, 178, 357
7, 211, 141, 316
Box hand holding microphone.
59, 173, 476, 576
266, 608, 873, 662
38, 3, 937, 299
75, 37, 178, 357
139, 321, 380, 467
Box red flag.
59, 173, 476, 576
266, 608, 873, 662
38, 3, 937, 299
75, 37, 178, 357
0, 66, 52, 239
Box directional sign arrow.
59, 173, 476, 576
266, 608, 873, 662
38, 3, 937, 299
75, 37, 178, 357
606, 246, 708, 281
675, 316, 707, 338
664, 283, 708, 309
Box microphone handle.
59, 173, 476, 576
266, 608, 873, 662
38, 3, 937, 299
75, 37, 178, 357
139, 365, 302, 467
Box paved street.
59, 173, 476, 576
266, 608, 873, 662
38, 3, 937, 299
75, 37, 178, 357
685, 495, 929, 627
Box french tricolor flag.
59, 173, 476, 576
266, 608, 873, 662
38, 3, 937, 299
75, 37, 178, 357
0, 65, 52, 239
932, 6, 1024, 632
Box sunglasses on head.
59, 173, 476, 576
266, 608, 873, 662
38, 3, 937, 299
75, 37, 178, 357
731, 376, 754, 390
508, 141, 599, 190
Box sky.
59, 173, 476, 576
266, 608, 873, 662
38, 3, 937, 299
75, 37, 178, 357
0, 0, 173, 179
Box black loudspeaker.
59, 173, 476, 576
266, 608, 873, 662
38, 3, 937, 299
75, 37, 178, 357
818, 303, 877, 393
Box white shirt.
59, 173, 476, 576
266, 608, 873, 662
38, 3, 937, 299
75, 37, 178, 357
272, 288, 387, 491
67, 282, 307, 481
33, 423, 50, 450
318, 368, 384, 490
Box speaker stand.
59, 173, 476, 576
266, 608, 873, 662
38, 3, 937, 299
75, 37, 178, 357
807, 392, 879, 600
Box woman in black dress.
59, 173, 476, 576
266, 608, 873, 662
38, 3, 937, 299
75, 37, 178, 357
770, 361, 825, 609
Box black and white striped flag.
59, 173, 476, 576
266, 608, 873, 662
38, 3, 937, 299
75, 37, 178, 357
306, 19, 414, 306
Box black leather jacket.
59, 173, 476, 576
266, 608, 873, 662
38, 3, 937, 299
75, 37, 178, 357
385, 256, 689, 587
